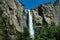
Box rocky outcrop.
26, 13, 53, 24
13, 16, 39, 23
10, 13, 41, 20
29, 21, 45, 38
33, 10, 43, 27
34, 0, 60, 26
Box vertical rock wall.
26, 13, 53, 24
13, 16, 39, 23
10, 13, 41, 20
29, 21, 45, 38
0, 0, 24, 40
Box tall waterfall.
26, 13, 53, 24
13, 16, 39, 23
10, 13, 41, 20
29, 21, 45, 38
28, 10, 34, 40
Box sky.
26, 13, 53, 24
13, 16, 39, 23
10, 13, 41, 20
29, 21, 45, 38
18, 0, 56, 9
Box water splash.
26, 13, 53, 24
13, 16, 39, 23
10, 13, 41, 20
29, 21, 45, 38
28, 10, 34, 40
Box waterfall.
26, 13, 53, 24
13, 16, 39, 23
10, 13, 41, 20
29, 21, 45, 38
28, 10, 34, 40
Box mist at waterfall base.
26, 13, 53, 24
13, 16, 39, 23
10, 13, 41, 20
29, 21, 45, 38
18, 0, 56, 40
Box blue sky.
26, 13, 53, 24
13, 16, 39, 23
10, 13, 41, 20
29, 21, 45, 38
18, 0, 56, 9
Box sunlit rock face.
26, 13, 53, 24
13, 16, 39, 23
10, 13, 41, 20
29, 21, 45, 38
40, 0, 60, 25
0, 0, 24, 40
0, 0, 60, 40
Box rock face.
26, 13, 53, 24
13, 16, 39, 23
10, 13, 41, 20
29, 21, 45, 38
0, 0, 24, 40
41, 2, 60, 26
0, 0, 60, 40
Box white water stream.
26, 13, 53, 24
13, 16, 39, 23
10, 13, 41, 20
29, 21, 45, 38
28, 10, 34, 40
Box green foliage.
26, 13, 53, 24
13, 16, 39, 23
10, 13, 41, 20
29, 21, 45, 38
34, 25, 60, 40
16, 25, 60, 40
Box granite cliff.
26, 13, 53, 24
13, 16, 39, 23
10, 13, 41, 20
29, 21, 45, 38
0, 0, 60, 40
